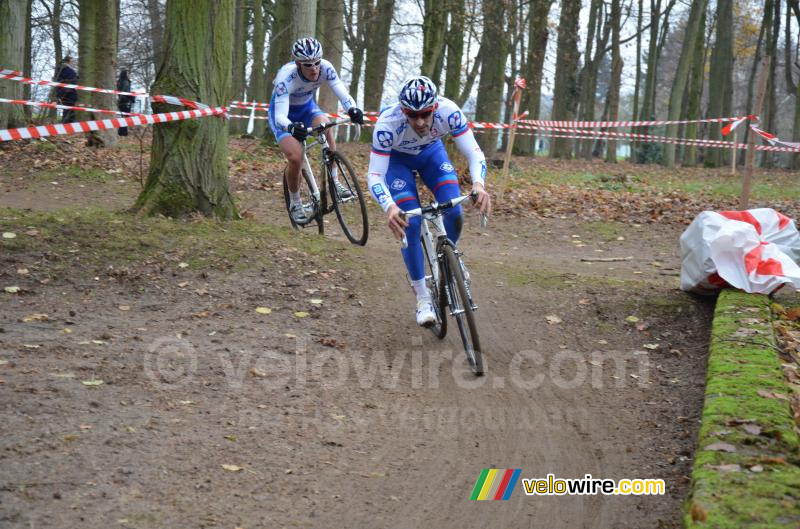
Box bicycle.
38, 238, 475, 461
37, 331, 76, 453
402, 192, 487, 376
282, 118, 369, 246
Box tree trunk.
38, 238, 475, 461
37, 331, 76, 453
663, 0, 707, 167
363, 0, 394, 113
761, 0, 779, 168
0, 0, 27, 130
631, 0, 643, 158
247, 0, 267, 136
605, 0, 622, 163
343, 0, 370, 104
550, 0, 581, 158
443, 0, 465, 100
78, 0, 98, 119
474, 0, 507, 155
791, 1, 800, 168
291, 0, 317, 40
147, 0, 164, 73
88, 0, 118, 147
635, 0, 661, 163
43, 0, 63, 120
316, 0, 344, 116
265, 0, 292, 90
515, 0, 552, 155
421, 0, 447, 88
683, 5, 707, 167
230, 0, 248, 134
134, 0, 237, 219
22, 0, 32, 120
705, 0, 733, 167
576, 0, 600, 159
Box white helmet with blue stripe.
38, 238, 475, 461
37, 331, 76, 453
291, 37, 323, 61
398, 76, 438, 111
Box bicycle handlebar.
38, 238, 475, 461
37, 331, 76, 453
306, 118, 356, 136
400, 191, 488, 249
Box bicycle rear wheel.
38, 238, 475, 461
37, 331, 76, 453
283, 166, 323, 234
328, 151, 368, 246
421, 235, 447, 339
442, 244, 483, 375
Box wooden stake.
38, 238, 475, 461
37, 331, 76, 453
497, 82, 524, 202
741, 57, 770, 210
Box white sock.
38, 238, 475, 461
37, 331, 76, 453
411, 278, 429, 300
330, 165, 339, 183
290, 191, 301, 205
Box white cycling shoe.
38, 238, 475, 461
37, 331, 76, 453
416, 298, 436, 327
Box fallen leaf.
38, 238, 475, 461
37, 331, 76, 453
310, 299, 323, 305
705, 442, 737, 453
17, 268, 29, 275
642, 343, 660, 350
63, 434, 78, 442
118, 305, 130, 311
749, 465, 764, 473
707, 464, 741, 473
178, 281, 189, 288
757, 389, 789, 401
690, 503, 708, 523
91, 340, 106, 345
81, 379, 105, 386
578, 299, 590, 305
783, 307, 800, 321
742, 424, 762, 436
22, 313, 49, 322
4, 286, 20, 293
545, 315, 562, 324
23, 344, 40, 349
178, 400, 194, 405
294, 311, 310, 318
224, 435, 237, 442
25, 229, 39, 237
625, 315, 640, 323
50, 372, 76, 378
249, 367, 267, 378
79, 424, 92, 430
255, 307, 272, 315
178, 262, 189, 268
221, 464, 243, 472
0, 359, 8, 366
2, 232, 17, 239
284, 333, 296, 339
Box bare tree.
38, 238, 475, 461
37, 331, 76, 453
0, 0, 27, 129
550, 0, 581, 159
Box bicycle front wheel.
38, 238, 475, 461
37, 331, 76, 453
283, 166, 323, 235
328, 151, 368, 246
442, 245, 483, 375
422, 235, 447, 339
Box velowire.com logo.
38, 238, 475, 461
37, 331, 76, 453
469, 469, 522, 500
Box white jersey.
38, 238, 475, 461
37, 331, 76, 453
367, 97, 487, 211
270, 60, 355, 131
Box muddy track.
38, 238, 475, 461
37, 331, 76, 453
1, 181, 712, 528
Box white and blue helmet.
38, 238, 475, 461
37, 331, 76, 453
292, 37, 323, 61
398, 76, 438, 111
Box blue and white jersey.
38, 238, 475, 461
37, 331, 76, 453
369, 97, 470, 156
270, 60, 355, 131
367, 97, 487, 212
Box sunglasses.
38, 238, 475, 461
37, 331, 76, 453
403, 108, 434, 119
300, 60, 321, 68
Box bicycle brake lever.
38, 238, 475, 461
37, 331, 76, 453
401, 235, 408, 249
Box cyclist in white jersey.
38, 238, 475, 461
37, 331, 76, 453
269, 37, 364, 225
367, 76, 491, 326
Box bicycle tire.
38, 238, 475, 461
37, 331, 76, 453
442, 244, 483, 375
327, 151, 368, 246
421, 234, 447, 339
282, 165, 323, 235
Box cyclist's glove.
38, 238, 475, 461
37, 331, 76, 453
288, 122, 308, 142
348, 107, 364, 125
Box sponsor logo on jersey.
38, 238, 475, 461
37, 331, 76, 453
326, 67, 337, 81
448, 111, 463, 130
390, 179, 406, 191
440, 162, 455, 173
371, 183, 389, 204
396, 121, 408, 135
276, 82, 287, 96
480, 161, 487, 178
377, 130, 394, 149
398, 138, 418, 146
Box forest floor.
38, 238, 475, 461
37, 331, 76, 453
1, 134, 798, 528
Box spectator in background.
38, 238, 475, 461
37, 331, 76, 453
55, 56, 78, 124
116, 69, 135, 136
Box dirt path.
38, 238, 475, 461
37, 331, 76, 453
1, 159, 712, 528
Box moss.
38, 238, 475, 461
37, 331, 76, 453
684, 290, 800, 528
583, 220, 627, 241
38, 164, 110, 183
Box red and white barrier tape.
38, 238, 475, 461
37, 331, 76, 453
0, 68, 147, 98
0, 106, 226, 142
515, 115, 756, 129
0, 97, 145, 117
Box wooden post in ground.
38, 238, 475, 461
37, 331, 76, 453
496, 78, 526, 202
741, 57, 769, 210
730, 130, 736, 175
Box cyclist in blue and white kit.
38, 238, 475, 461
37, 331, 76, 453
367, 76, 491, 326
270, 37, 364, 225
